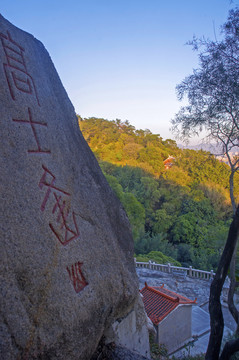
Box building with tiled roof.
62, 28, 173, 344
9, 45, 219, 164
163, 155, 175, 169
140, 283, 196, 354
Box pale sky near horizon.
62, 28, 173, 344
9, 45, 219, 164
0, 1, 235, 143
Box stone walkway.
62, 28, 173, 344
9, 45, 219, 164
172, 307, 233, 359
136, 267, 237, 358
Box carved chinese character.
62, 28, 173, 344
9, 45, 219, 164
39, 165, 80, 245
50, 193, 80, 246
66, 262, 88, 293
12, 107, 50, 154
0, 30, 40, 105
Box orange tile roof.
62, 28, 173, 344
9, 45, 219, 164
140, 282, 196, 325
163, 157, 174, 165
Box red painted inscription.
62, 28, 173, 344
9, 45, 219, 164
39, 165, 80, 245
12, 107, 50, 154
0, 31, 88, 291
0, 31, 40, 105
66, 262, 88, 293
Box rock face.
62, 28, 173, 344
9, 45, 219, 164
104, 296, 151, 358
0, 15, 144, 359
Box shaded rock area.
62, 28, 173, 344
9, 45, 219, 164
91, 338, 149, 360
104, 296, 150, 358
108, 346, 149, 360
0, 15, 149, 359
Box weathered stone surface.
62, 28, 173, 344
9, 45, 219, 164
104, 296, 151, 358
0, 15, 142, 359
91, 341, 151, 360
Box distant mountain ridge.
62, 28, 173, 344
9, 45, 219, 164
178, 142, 239, 155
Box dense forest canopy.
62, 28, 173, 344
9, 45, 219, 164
78, 116, 239, 271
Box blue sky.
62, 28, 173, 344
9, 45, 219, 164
0, 0, 234, 142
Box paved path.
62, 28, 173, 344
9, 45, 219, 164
192, 306, 210, 337
171, 306, 210, 358
136, 267, 237, 358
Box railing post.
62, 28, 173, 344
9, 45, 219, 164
210, 270, 214, 280
134, 260, 213, 282
167, 263, 171, 274
222, 276, 230, 303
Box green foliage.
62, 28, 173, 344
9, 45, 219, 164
149, 333, 169, 359
135, 232, 178, 260
136, 251, 181, 266
104, 173, 145, 239
149, 333, 205, 360
78, 116, 235, 271
79, 117, 179, 176
122, 192, 145, 239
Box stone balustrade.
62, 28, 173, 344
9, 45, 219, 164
135, 259, 215, 281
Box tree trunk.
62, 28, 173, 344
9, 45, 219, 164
228, 168, 239, 333
229, 170, 236, 215
205, 205, 239, 360
228, 246, 239, 334
219, 338, 239, 360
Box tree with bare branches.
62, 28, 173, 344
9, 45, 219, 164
172, 8, 239, 359
172, 8, 239, 212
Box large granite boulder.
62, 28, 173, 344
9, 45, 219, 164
0, 15, 145, 359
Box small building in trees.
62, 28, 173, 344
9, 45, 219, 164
163, 156, 175, 169
140, 283, 196, 354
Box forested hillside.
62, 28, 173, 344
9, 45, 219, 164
78, 116, 239, 271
